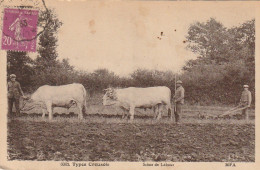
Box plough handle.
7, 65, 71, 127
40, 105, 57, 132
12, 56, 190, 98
219, 106, 248, 117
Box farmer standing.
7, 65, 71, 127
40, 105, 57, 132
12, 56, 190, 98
7, 74, 24, 116
240, 85, 252, 120
173, 80, 185, 123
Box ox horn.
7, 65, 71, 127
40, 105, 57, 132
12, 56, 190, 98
103, 87, 113, 91
22, 96, 30, 100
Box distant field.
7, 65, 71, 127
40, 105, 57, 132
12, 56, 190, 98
8, 94, 255, 161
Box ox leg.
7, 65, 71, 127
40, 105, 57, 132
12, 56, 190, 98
167, 104, 173, 121
41, 103, 46, 118
46, 101, 53, 120
153, 105, 159, 119
77, 104, 83, 120
122, 111, 125, 119
129, 106, 135, 122
121, 108, 129, 119
153, 106, 156, 119
120, 107, 125, 119
122, 109, 126, 119
42, 108, 46, 118
157, 104, 162, 120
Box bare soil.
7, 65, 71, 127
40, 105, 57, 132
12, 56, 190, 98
7, 116, 255, 162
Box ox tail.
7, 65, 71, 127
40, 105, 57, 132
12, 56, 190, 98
168, 106, 172, 119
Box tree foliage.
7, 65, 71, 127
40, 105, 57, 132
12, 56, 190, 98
35, 9, 62, 68
130, 69, 175, 89
183, 18, 255, 105
30, 9, 64, 90
7, 51, 35, 91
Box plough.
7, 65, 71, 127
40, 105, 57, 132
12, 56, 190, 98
218, 105, 248, 118
198, 105, 248, 119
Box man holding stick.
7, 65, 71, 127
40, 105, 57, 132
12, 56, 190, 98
173, 80, 185, 123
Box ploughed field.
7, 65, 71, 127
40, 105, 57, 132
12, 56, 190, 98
8, 94, 255, 161
8, 117, 254, 162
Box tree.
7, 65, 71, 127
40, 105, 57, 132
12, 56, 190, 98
186, 18, 230, 64
130, 69, 175, 93
183, 18, 255, 105
35, 9, 62, 69
31, 9, 64, 88
31, 59, 76, 87
7, 51, 35, 92
228, 19, 255, 82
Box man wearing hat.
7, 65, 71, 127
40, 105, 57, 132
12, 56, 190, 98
7, 74, 24, 116
239, 85, 252, 120
173, 80, 185, 123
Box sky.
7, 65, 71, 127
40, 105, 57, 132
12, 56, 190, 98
0, 0, 255, 76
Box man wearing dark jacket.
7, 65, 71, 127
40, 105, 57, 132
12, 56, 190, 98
8, 74, 24, 116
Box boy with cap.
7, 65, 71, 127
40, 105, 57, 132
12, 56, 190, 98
173, 80, 185, 123
7, 74, 24, 116
239, 85, 252, 120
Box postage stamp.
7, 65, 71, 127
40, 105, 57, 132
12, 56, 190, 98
1, 8, 38, 52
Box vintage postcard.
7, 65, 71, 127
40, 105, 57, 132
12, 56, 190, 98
0, 0, 259, 170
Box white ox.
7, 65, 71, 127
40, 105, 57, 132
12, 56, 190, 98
102, 86, 172, 121
23, 83, 88, 120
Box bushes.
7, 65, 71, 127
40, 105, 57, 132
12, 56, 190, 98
130, 69, 175, 88
7, 56, 254, 106
75, 69, 122, 96
180, 61, 254, 105
7, 55, 254, 106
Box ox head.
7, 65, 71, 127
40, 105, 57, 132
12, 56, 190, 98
20, 94, 38, 112
102, 88, 118, 106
